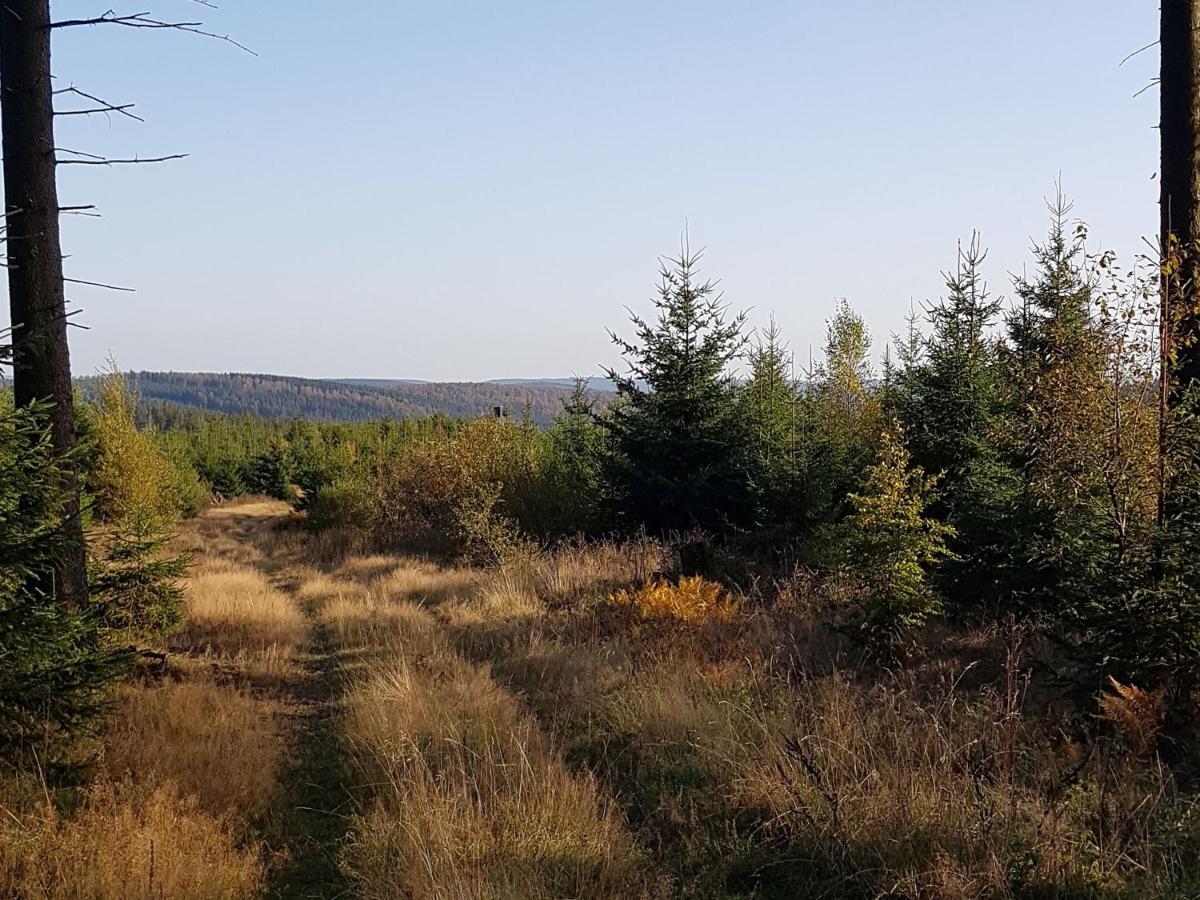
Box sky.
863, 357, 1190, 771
3, 1, 1163, 381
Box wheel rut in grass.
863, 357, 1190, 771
266, 607, 355, 899
221, 509, 355, 900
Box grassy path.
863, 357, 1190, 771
183, 503, 646, 897
180, 502, 356, 898
196, 504, 659, 899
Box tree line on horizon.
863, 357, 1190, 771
73, 371, 606, 427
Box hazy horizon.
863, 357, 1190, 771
2, 1, 1162, 380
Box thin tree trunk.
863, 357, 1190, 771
1, 0, 88, 605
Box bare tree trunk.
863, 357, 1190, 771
1162, 1, 1200, 393
1, 0, 88, 605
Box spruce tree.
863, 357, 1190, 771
836, 426, 954, 656
604, 244, 749, 534
546, 378, 607, 535
0, 389, 129, 749
1005, 196, 1114, 612
896, 237, 1021, 612
743, 319, 802, 530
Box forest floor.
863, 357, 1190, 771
3, 498, 1193, 899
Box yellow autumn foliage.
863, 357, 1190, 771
611, 576, 739, 627
90, 369, 197, 524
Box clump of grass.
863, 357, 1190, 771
345, 727, 649, 900
345, 653, 522, 758
177, 569, 305, 667
101, 679, 284, 820
322, 591, 441, 658
341, 645, 650, 898
437, 582, 545, 660
528, 536, 668, 606
0, 780, 264, 900
368, 561, 483, 607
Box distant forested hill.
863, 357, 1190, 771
76, 371, 611, 426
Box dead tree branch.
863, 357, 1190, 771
56, 147, 188, 165
47, 11, 256, 55
63, 275, 134, 292
53, 87, 144, 122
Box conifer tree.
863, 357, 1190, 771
546, 378, 607, 534
0, 388, 129, 749
604, 244, 749, 534
743, 320, 801, 529
1004, 197, 1122, 610
1, 0, 88, 607
896, 237, 1021, 611
837, 426, 954, 655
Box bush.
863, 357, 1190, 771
611, 576, 740, 629
372, 419, 536, 563
308, 473, 377, 538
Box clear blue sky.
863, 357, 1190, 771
5, 1, 1161, 380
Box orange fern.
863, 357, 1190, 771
1098, 676, 1165, 754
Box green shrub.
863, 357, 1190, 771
308, 473, 377, 538
371, 419, 535, 562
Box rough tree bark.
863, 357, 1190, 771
1, 0, 88, 605
1162, 0, 1200, 397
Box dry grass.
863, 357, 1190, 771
10, 501, 1195, 899
365, 559, 483, 607
100, 680, 284, 820
0, 781, 264, 900
346, 730, 648, 900
322, 592, 441, 659
584, 656, 1200, 898
341, 651, 650, 899
527, 536, 668, 606
373, 539, 1200, 899
176, 568, 305, 677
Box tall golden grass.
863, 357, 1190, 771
101, 680, 283, 820
316, 548, 654, 898
177, 568, 306, 671
0, 782, 264, 900
340, 651, 651, 899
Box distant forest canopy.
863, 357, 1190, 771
74, 371, 614, 427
